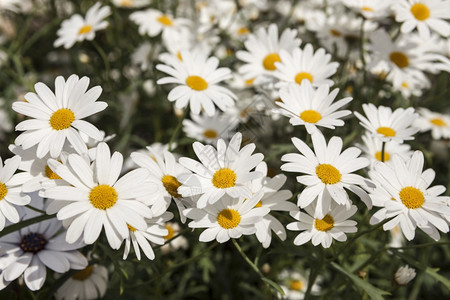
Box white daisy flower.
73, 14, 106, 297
184, 192, 270, 243
393, 0, 450, 38
177, 132, 264, 209
306, 10, 378, 60
369, 151, 450, 241
54, 2, 111, 49
415, 107, 450, 139
131, 149, 192, 219
130, 8, 187, 38
156, 51, 236, 116
394, 265, 416, 286
281, 133, 371, 218
248, 162, 298, 248
274, 44, 339, 87
0, 219, 87, 291
367, 29, 450, 85
112, 0, 150, 8
122, 211, 173, 260
160, 222, 189, 254
182, 111, 239, 145
358, 133, 412, 167
343, 0, 395, 19
276, 81, 353, 134
236, 23, 301, 81
354, 103, 419, 143
55, 264, 108, 300
12, 74, 107, 159
42, 142, 156, 249
278, 269, 321, 300
0, 156, 31, 230
287, 201, 358, 248
8, 144, 77, 193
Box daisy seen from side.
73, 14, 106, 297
247, 162, 298, 248
122, 211, 173, 260
276, 81, 353, 134
415, 107, 450, 139
12, 74, 107, 158
156, 51, 236, 116
354, 103, 419, 143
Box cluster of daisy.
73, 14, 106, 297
0, 0, 449, 298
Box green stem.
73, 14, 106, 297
304, 247, 324, 299
25, 205, 47, 214
381, 141, 386, 162
0, 214, 55, 238
169, 109, 187, 151
232, 239, 263, 276
91, 40, 110, 77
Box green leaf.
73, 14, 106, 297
262, 277, 285, 296
0, 214, 55, 238
331, 262, 391, 300
425, 267, 450, 290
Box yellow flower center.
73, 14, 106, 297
430, 118, 446, 126
72, 266, 94, 281
164, 224, 175, 240
314, 214, 334, 232
237, 27, 250, 35
330, 29, 341, 37
89, 185, 118, 210
203, 129, 218, 139
262, 53, 281, 71
245, 78, 254, 86
161, 175, 182, 198
212, 168, 237, 189
120, 0, 133, 6
127, 224, 137, 232
410, 3, 430, 21
399, 186, 424, 209
177, 51, 183, 61
362, 6, 374, 12
389, 51, 409, 69
157, 15, 173, 26
49, 109, 75, 131
186, 75, 208, 91
401, 82, 409, 88
45, 165, 62, 180
375, 151, 390, 162
290, 280, 303, 291
254, 200, 262, 208
300, 110, 322, 123
377, 126, 396, 137
217, 208, 241, 229
78, 25, 92, 35
0, 183, 8, 201
295, 72, 314, 85
315, 164, 341, 185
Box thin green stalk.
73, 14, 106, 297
25, 205, 47, 214
169, 109, 187, 151
91, 40, 110, 77
304, 247, 325, 300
